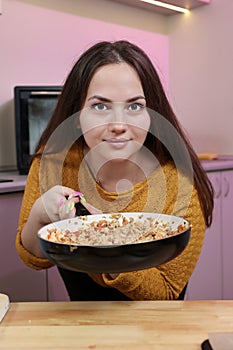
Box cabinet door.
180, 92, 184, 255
221, 170, 233, 299
47, 267, 69, 301
0, 192, 47, 302
186, 172, 222, 299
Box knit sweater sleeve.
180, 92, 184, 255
16, 156, 54, 269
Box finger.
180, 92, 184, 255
61, 186, 78, 197
59, 198, 65, 208
59, 199, 76, 220
67, 191, 86, 201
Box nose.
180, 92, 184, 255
108, 121, 127, 134
108, 105, 128, 133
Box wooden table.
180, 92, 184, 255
1, 300, 233, 349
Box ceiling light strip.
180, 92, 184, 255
139, 0, 190, 14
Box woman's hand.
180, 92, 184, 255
35, 185, 102, 224
33, 185, 77, 224
21, 185, 101, 258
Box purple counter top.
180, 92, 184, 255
1, 158, 233, 194
0, 172, 27, 194
201, 159, 233, 172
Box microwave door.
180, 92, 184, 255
14, 86, 62, 174
28, 93, 60, 155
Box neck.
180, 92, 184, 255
99, 161, 144, 188
83, 146, 158, 192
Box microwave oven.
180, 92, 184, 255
14, 85, 62, 174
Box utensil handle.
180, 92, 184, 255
74, 202, 91, 216
65, 196, 91, 216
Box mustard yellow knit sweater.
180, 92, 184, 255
16, 141, 206, 300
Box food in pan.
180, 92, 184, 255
45, 213, 188, 246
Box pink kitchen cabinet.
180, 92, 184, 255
0, 191, 47, 302
47, 266, 69, 301
187, 170, 233, 300
110, 0, 210, 15
221, 170, 233, 299
0, 188, 68, 302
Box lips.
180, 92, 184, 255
104, 138, 130, 149
105, 138, 130, 143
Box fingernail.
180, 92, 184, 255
68, 192, 86, 201
76, 192, 86, 202
59, 198, 65, 207
69, 202, 75, 211
75, 191, 84, 197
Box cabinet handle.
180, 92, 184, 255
223, 177, 230, 197
214, 177, 221, 198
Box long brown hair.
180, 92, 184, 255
35, 40, 213, 226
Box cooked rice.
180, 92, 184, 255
45, 213, 187, 246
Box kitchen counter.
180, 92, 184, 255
1, 300, 233, 349
201, 158, 233, 172
1, 159, 233, 194
0, 172, 27, 193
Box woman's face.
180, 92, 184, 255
79, 62, 150, 162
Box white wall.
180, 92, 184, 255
0, 0, 168, 170
168, 0, 233, 154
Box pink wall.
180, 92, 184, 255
1, 0, 168, 102
0, 0, 168, 168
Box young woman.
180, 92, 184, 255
16, 40, 213, 301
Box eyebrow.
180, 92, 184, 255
87, 95, 146, 103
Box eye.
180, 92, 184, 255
128, 103, 145, 112
91, 103, 108, 111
